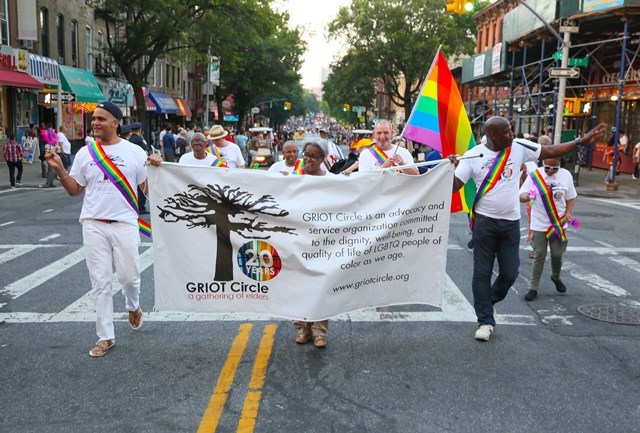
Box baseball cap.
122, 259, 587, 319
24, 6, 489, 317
96, 101, 123, 121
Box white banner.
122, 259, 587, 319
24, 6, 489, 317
149, 162, 454, 321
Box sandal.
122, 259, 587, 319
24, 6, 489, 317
128, 307, 143, 330
89, 339, 114, 358
295, 332, 311, 344
313, 335, 327, 349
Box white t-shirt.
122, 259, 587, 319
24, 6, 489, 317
216, 143, 245, 168
58, 132, 71, 154
179, 152, 218, 166
520, 166, 576, 231
321, 140, 343, 171
455, 139, 541, 221
358, 144, 414, 172
84, 135, 95, 146
268, 160, 297, 174
69, 140, 148, 226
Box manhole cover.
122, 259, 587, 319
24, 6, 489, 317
577, 304, 640, 325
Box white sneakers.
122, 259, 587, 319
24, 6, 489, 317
475, 324, 494, 341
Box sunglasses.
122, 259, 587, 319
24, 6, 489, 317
543, 166, 559, 171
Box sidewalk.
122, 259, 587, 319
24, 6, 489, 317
1, 156, 639, 199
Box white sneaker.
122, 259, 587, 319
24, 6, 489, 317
475, 324, 494, 341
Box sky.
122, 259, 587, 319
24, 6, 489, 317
276, 0, 351, 90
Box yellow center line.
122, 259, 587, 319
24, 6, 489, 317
237, 323, 278, 433
197, 323, 253, 433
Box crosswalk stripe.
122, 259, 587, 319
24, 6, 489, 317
563, 261, 630, 297
0, 247, 86, 299
53, 247, 155, 318
0, 245, 40, 265
608, 255, 640, 273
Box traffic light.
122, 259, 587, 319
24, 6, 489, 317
283, 101, 291, 110
343, 103, 351, 112
445, 0, 473, 14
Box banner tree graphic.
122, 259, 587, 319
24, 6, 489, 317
158, 184, 296, 281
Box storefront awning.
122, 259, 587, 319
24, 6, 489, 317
59, 65, 104, 103
148, 92, 179, 114
28, 54, 60, 86
145, 95, 157, 112
174, 97, 192, 117
0, 70, 44, 89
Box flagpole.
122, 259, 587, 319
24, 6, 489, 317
380, 153, 483, 172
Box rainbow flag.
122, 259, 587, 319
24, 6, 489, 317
403, 49, 476, 213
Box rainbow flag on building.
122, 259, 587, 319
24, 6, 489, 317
403, 49, 476, 213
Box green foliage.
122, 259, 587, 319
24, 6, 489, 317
326, 0, 476, 121
86, 0, 304, 128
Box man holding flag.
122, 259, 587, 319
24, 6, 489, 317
358, 119, 419, 175
451, 116, 605, 341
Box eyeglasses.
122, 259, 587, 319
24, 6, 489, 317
543, 166, 559, 171
191, 139, 205, 143
303, 152, 322, 161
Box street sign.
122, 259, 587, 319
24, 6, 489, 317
560, 19, 579, 33
251, 107, 260, 114
39, 92, 75, 104
549, 67, 580, 78
569, 57, 589, 67
553, 52, 589, 67
351, 105, 366, 113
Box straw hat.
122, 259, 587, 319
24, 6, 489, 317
207, 125, 228, 140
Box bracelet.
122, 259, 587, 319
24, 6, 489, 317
57, 172, 69, 181
575, 138, 582, 146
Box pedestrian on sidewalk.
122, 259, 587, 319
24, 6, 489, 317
519, 157, 576, 301
44, 101, 148, 358
450, 116, 605, 342
2, 133, 23, 188
633, 140, 640, 180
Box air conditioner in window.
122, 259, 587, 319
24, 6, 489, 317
58, 57, 64, 64
20, 40, 33, 50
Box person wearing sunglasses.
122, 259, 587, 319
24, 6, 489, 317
519, 158, 576, 302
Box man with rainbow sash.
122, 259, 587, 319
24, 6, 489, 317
519, 157, 576, 302
451, 116, 605, 342
358, 119, 419, 175
44, 101, 149, 358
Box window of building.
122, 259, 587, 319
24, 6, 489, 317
0, 0, 9, 46
40, 8, 50, 57
71, 20, 78, 67
85, 26, 93, 71
158, 62, 163, 88
97, 31, 104, 72
166, 64, 170, 89
56, 14, 64, 64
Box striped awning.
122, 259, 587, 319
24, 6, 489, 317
28, 54, 60, 86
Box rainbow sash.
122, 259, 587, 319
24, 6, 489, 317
469, 147, 512, 228
207, 144, 228, 167
369, 143, 389, 165
529, 169, 567, 242
87, 140, 152, 238
291, 159, 304, 175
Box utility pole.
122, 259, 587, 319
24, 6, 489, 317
553, 29, 571, 146
205, 48, 211, 128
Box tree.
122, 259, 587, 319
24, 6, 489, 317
322, 50, 377, 123
327, 0, 476, 121
157, 184, 296, 281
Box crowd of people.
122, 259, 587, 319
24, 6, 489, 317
11, 100, 609, 356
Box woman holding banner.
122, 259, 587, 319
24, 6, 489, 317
293, 139, 332, 348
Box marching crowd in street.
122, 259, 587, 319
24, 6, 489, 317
4, 100, 609, 355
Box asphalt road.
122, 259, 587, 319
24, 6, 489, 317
1, 180, 639, 433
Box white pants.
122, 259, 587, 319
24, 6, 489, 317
82, 220, 141, 341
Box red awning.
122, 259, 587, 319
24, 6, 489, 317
144, 95, 157, 112
0, 70, 44, 89
174, 97, 193, 118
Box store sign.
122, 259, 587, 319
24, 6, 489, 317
0, 45, 28, 72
